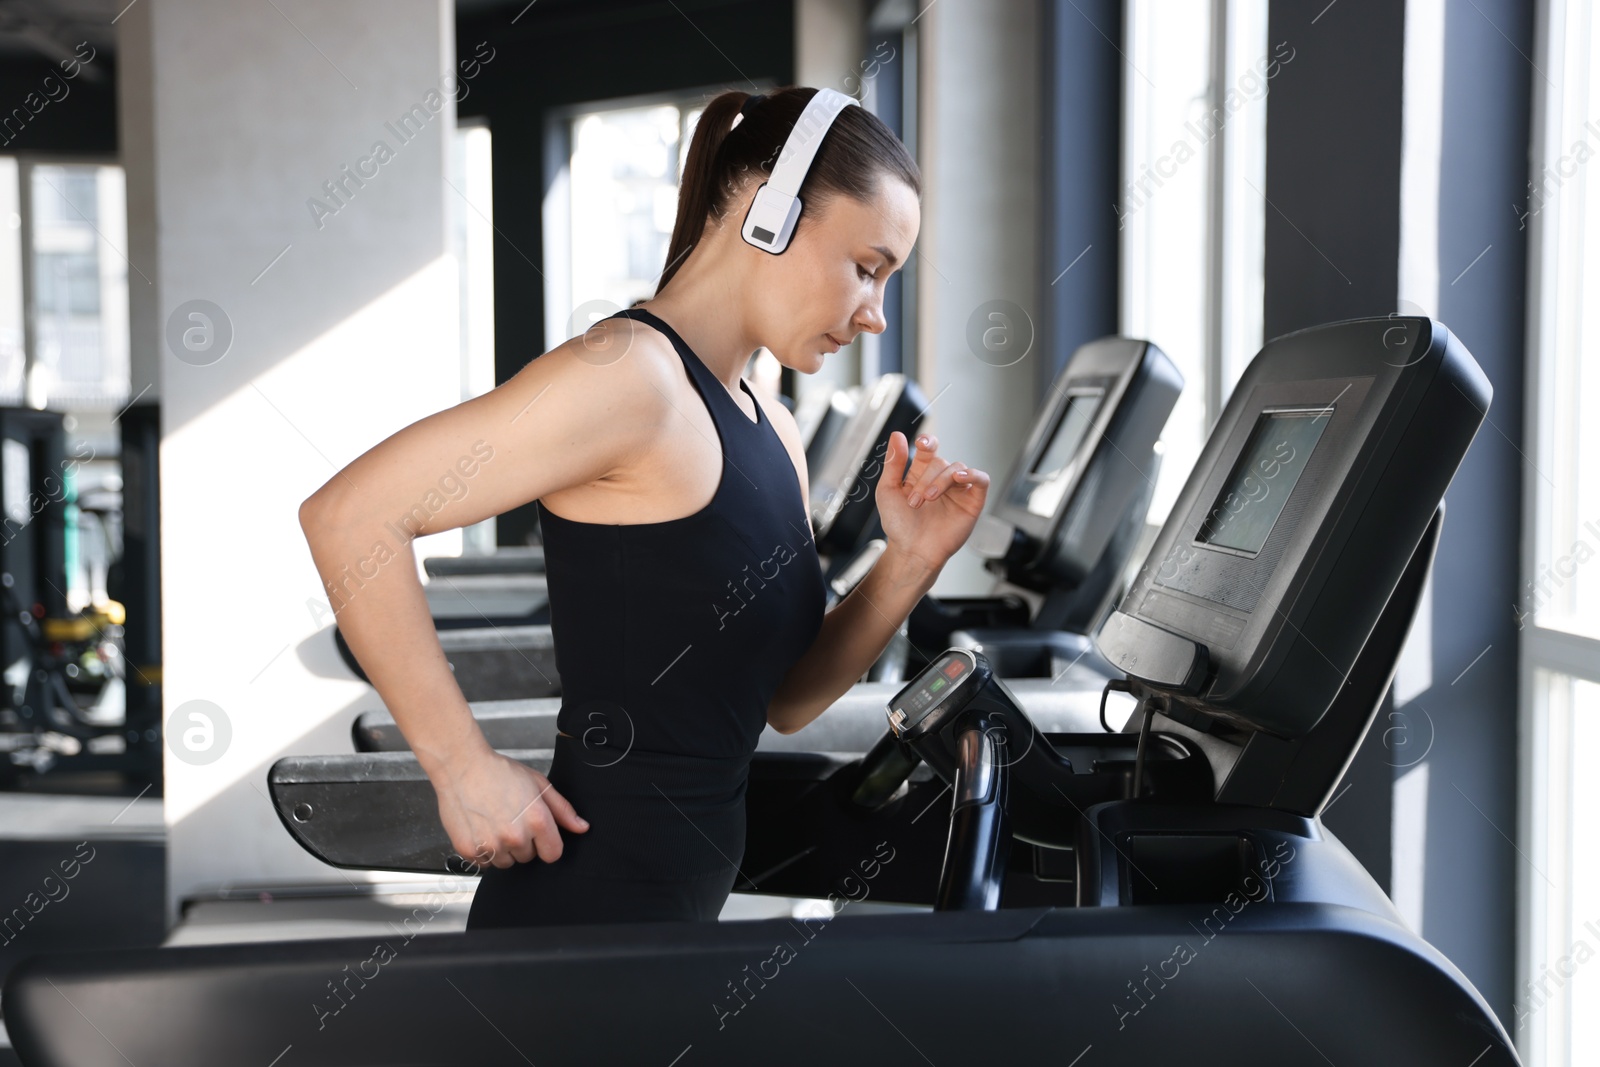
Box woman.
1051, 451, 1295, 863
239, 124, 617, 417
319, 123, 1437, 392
298, 86, 990, 927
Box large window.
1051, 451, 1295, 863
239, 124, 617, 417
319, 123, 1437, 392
1520, 2, 1600, 1065
1120, 0, 1269, 523
0, 159, 128, 411
543, 90, 729, 348
543, 87, 817, 408
0, 157, 129, 612
448, 119, 497, 554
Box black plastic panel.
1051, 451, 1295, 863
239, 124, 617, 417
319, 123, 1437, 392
3, 904, 1517, 1066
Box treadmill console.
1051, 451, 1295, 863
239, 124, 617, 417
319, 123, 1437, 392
886, 648, 982, 743
972, 337, 1182, 590
1095, 317, 1491, 738
810, 372, 928, 556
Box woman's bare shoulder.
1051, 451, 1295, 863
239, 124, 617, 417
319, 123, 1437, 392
302, 319, 683, 533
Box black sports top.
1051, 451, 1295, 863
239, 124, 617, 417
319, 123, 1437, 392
534, 307, 828, 881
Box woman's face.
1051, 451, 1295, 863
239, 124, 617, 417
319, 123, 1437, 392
750, 176, 920, 373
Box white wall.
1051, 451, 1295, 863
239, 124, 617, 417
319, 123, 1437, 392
118, 0, 465, 925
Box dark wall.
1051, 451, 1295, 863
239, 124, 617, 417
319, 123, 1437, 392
457, 0, 793, 546
1263, 0, 1405, 336
1421, 0, 1533, 1030
1263, 0, 1407, 896
0, 51, 117, 154
1042, 0, 1122, 392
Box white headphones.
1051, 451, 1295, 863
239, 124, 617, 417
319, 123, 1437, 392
739, 88, 860, 255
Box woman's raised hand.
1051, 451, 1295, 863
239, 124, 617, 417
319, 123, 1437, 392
873, 431, 990, 572
434, 750, 590, 870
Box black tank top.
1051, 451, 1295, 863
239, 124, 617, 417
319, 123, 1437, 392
535, 307, 828, 881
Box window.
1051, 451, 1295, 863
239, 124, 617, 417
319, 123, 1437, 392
449, 119, 496, 553
543, 90, 739, 347
1519, 3, 1600, 1065
1120, 0, 1269, 523
0, 160, 129, 411
0, 157, 130, 611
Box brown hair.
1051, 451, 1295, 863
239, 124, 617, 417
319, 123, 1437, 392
654, 86, 921, 294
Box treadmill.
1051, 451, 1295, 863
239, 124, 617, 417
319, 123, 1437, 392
4, 317, 1515, 1065
808, 372, 929, 585
885, 335, 1182, 686
331, 377, 925, 702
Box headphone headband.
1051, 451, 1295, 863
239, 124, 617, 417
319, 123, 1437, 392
740, 87, 860, 255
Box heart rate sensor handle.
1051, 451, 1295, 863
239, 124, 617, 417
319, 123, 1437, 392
741, 88, 859, 255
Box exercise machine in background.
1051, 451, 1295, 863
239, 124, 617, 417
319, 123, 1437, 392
0, 405, 161, 790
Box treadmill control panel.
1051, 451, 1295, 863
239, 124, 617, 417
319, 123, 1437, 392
887, 649, 979, 742
1095, 316, 1491, 738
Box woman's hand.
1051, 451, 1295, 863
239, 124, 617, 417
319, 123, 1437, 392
873, 431, 990, 572
433, 749, 590, 870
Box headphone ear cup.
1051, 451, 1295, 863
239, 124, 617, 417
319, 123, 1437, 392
736, 88, 857, 254
742, 183, 803, 254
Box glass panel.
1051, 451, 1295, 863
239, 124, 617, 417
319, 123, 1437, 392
0, 157, 22, 402
27, 163, 129, 409
450, 121, 497, 552
570, 102, 683, 312
1122, 1, 1270, 525
1121, 0, 1212, 524
1570, 677, 1600, 1063
1534, 1, 1600, 639
1526, 671, 1600, 1066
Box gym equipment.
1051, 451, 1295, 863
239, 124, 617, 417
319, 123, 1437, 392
422, 545, 545, 578
886, 335, 1181, 686
794, 382, 858, 480
288, 679, 1117, 875
808, 372, 928, 577
0, 406, 158, 787
2, 316, 1514, 1065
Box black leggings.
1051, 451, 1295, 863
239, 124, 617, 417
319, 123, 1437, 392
466, 856, 737, 929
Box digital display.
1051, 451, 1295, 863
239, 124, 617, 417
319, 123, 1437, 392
892, 653, 972, 736
1020, 391, 1103, 518
1196, 411, 1328, 555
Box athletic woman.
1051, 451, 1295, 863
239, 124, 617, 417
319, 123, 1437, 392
299, 86, 990, 927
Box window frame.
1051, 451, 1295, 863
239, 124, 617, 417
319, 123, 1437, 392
1517, 1, 1600, 1064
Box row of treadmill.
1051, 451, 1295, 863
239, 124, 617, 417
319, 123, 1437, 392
4, 317, 1521, 1065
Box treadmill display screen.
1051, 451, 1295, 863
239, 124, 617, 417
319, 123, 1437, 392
1022, 391, 1103, 518
1196, 411, 1328, 555
893, 652, 971, 731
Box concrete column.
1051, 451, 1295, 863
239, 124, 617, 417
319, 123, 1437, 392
118, 0, 464, 924
795, 0, 865, 404
915, 0, 1042, 594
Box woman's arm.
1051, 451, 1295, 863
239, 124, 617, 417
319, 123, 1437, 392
299, 320, 677, 867
765, 429, 989, 733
